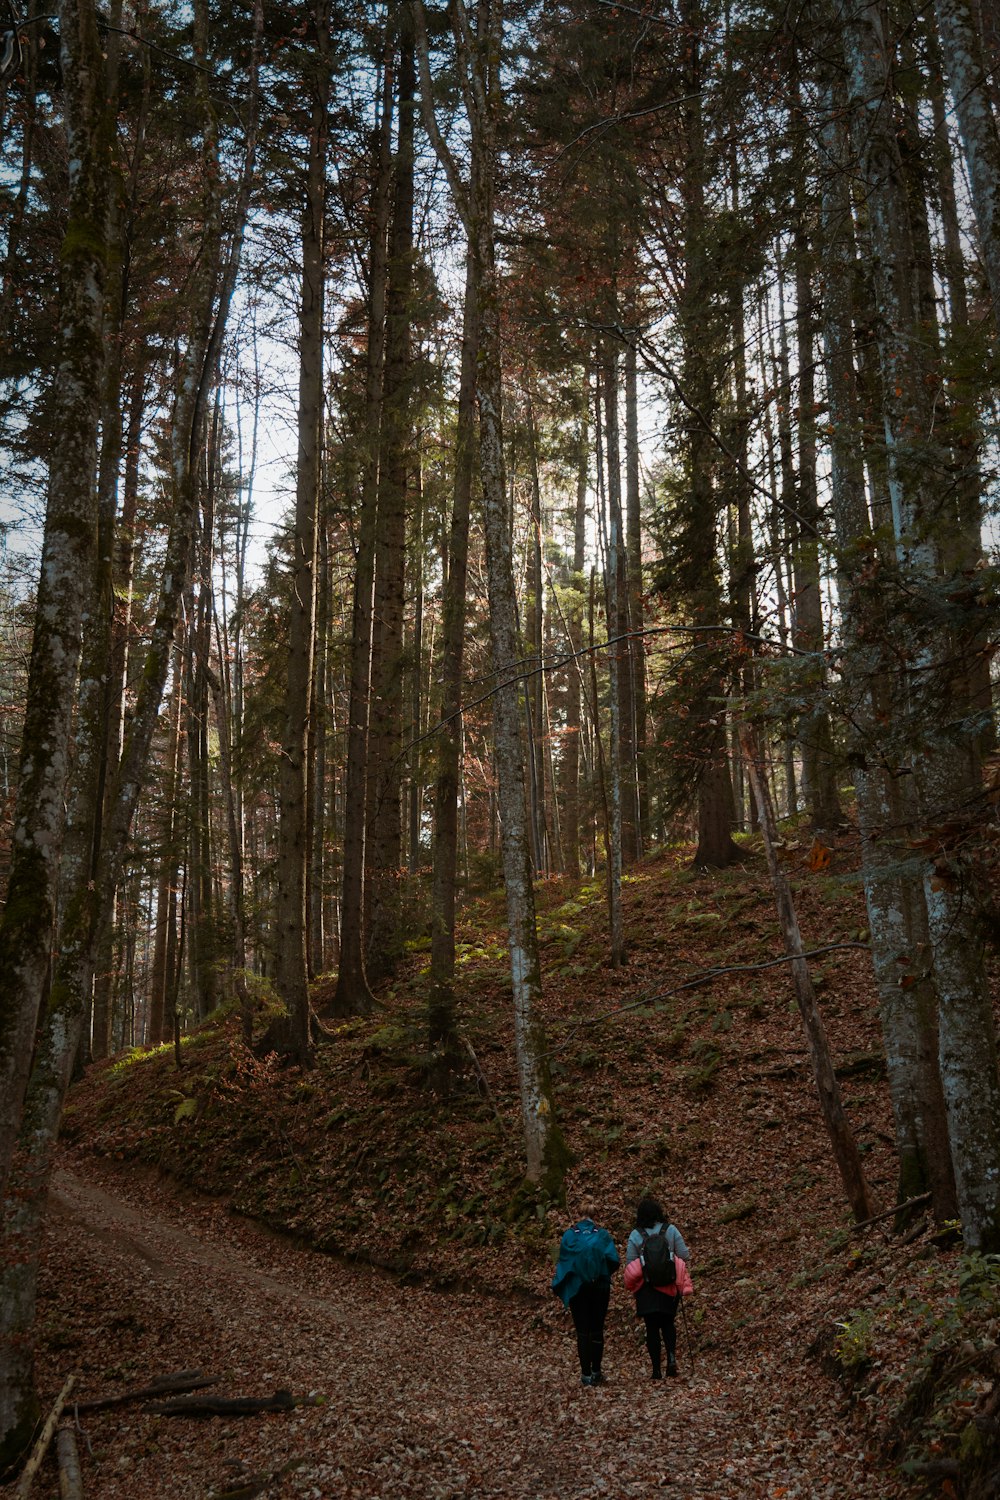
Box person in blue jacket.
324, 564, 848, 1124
551, 1205, 620, 1385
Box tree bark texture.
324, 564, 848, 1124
1, 0, 262, 1463
819, 75, 958, 1221
0, 0, 108, 1223
841, 0, 1000, 1249
934, 0, 1000, 336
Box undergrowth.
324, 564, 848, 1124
824, 1244, 1000, 1496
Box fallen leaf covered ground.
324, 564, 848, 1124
6, 833, 991, 1496
25, 1156, 911, 1499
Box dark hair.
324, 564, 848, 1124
636, 1196, 665, 1230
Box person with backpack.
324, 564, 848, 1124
623, 1195, 693, 1379
551, 1206, 620, 1386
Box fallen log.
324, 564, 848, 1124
73, 1370, 219, 1413
15, 1373, 76, 1499
145, 1389, 320, 1418
56, 1423, 82, 1500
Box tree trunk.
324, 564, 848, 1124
600, 349, 626, 965
624, 338, 648, 852
428, 258, 478, 1062
561, 391, 589, 878
681, 0, 737, 870
842, 0, 1000, 1250
333, 43, 394, 1019
148, 663, 185, 1048
276, 3, 329, 1064
0, 0, 108, 1222
791, 158, 842, 829
741, 726, 875, 1222
0, 0, 261, 1461
933, 0, 1000, 336
413, 0, 567, 1193
526, 391, 549, 875
408, 472, 424, 875
366, 13, 415, 985
310, 519, 330, 975
602, 340, 637, 871
819, 74, 958, 1220
924, 22, 996, 755
187, 468, 219, 1024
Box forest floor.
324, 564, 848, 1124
6, 830, 998, 1497
27, 1154, 907, 1500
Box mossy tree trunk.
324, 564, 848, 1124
0, 0, 110, 1463
0, 0, 262, 1465
0, 0, 108, 1219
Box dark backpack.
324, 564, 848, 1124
641, 1227, 676, 1287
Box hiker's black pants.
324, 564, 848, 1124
643, 1298, 679, 1373
569, 1280, 611, 1376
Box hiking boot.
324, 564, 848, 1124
590, 1371, 605, 1386
581, 1374, 593, 1386
666, 1356, 678, 1377
651, 1369, 662, 1380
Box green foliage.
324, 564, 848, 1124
834, 1308, 876, 1371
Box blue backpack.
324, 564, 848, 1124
570, 1223, 609, 1284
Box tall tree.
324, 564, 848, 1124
1, 0, 262, 1460
333, 36, 394, 1019
275, 0, 332, 1064
840, 0, 1000, 1250
933, 0, 1000, 336
0, 0, 109, 1219
428, 259, 478, 1066
413, 0, 567, 1190
818, 67, 957, 1220
0, 0, 111, 1457
366, 7, 416, 984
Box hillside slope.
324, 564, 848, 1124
42, 833, 1000, 1494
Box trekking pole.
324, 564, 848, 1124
679, 1295, 695, 1375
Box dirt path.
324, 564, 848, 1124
13, 1158, 908, 1499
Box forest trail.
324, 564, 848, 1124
24, 1158, 909, 1500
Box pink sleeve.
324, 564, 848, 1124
675, 1256, 694, 1296
624, 1257, 645, 1294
